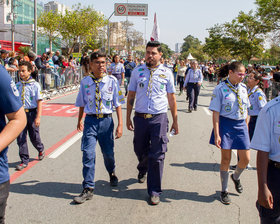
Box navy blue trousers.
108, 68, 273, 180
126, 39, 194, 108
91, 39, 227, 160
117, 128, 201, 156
0, 181, 9, 224
133, 113, 169, 196
81, 115, 115, 189
187, 83, 201, 110
257, 162, 280, 224
17, 110, 44, 165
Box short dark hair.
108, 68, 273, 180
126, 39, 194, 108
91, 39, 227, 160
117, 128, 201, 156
19, 61, 33, 72
90, 51, 106, 61
146, 41, 162, 53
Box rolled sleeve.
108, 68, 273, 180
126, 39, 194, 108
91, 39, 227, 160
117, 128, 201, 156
250, 108, 271, 152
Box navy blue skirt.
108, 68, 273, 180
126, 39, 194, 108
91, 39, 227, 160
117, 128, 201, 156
209, 116, 250, 150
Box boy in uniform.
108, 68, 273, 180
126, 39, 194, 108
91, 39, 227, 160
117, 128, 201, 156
74, 51, 125, 204
15, 61, 45, 171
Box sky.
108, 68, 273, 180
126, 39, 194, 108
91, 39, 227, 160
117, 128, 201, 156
40, 0, 257, 50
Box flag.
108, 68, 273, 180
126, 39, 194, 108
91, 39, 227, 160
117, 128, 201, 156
150, 13, 160, 41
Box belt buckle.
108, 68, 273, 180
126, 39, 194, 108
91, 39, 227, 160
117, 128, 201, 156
97, 114, 104, 119
25, 109, 29, 112
144, 114, 153, 119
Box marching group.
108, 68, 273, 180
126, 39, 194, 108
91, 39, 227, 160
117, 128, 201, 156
0, 41, 279, 224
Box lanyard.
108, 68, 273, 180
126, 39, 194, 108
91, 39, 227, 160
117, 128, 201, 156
225, 79, 244, 116
20, 78, 35, 107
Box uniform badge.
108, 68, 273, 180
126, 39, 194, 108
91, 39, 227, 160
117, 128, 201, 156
159, 74, 166, 78
258, 96, 263, 100
160, 84, 164, 89
85, 85, 89, 89
225, 94, 231, 100
118, 90, 122, 96
86, 90, 91, 95
278, 121, 280, 128
139, 68, 144, 71
106, 101, 110, 106
10, 81, 19, 97
30, 96, 33, 101
119, 98, 125, 102
108, 87, 113, 92
250, 105, 253, 110
211, 94, 216, 101
139, 82, 144, 88
139, 73, 145, 78
223, 89, 229, 92
224, 104, 231, 112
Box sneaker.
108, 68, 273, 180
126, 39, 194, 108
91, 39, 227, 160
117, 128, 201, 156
231, 174, 243, 193
15, 163, 28, 171
38, 151, 45, 160
73, 188, 94, 204
220, 191, 231, 205
109, 172, 118, 187
150, 195, 160, 205
138, 173, 147, 183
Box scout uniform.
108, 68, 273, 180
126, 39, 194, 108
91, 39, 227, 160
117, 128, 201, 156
0, 65, 22, 222
108, 62, 125, 85
250, 96, 280, 223
75, 74, 125, 189
16, 77, 44, 166
183, 68, 203, 111
248, 86, 267, 140
209, 79, 251, 149
128, 63, 175, 197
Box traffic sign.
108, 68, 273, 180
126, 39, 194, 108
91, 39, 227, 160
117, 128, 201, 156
114, 3, 148, 17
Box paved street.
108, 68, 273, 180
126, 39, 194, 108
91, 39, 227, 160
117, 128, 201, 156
6, 81, 259, 224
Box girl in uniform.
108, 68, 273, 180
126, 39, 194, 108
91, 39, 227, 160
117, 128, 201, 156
247, 71, 267, 140
209, 61, 250, 205
108, 54, 125, 86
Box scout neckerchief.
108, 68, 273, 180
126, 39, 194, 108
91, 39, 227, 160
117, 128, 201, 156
146, 64, 160, 97
90, 73, 105, 115
20, 77, 35, 108
248, 86, 261, 97
225, 79, 244, 116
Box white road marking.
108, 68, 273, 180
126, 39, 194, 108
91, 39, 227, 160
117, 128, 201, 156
232, 150, 252, 168
48, 132, 83, 159
203, 107, 212, 116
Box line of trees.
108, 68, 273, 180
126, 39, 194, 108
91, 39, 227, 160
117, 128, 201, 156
180, 0, 280, 64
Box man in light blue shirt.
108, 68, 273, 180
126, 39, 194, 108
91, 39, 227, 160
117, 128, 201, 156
126, 41, 178, 205
183, 61, 203, 112
250, 95, 280, 224
74, 51, 125, 204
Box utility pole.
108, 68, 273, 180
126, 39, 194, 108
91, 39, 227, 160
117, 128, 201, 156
34, 0, 37, 54
143, 18, 148, 45
11, 0, 15, 52
107, 11, 114, 56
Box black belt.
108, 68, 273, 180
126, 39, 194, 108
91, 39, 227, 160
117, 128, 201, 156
269, 159, 280, 169
135, 112, 159, 119
87, 113, 112, 118
25, 108, 37, 113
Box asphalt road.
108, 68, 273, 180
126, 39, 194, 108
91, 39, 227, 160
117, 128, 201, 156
5, 81, 260, 224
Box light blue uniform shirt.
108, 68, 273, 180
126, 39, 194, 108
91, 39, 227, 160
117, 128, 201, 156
209, 80, 250, 120
128, 64, 175, 114
250, 96, 280, 162
75, 75, 125, 114
108, 62, 125, 75
183, 68, 203, 87
248, 86, 267, 116
16, 80, 42, 109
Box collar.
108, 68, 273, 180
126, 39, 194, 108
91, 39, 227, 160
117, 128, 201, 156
226, 78, 239, 89
248, 85, 258, 94
88, 73, 107, 86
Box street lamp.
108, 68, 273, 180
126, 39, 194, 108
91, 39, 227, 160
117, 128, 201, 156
143, 18, 148, 45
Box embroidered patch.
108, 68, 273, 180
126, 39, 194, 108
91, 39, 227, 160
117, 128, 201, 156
10, 81, 19, 97
118, 90, 122, 96
138, 68, 144, 71
223, 89, 229, 92
139, 73, 145, 77
85, 85, 89, 89
139, 82, 144, 88
224, 104, 232, 112
159, 74, 166, 78
86, 90, 91, 95
119, 98, 125, 102
160, 84, 164, 89
258, 96, 263, 100
106, 101, 110, 106
108, 87, 113, 92
211, 94, 216, 100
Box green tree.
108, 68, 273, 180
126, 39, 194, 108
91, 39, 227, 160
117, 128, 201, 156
37, 11, 61, 52
160, 43, 173, 59
256, 0, 280, 30
60, 4, 107, 56
181, 35, 201, 53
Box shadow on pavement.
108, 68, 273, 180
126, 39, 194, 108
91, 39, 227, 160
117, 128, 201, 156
9, 158, 36, 168
10, 178, 219, 204
170, 162, 220, 172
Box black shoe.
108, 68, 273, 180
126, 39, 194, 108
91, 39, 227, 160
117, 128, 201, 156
15, 163, 27, 171
38, 151, 45, 160
220, 191, 231, 205
188, 108, 192, 113
73, 188, 94, 204
193, 107, 197, 111
231, 174, 243, 193
138, 173, 146, 183
109, 172, 118, 187
150, 195, 160, 205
